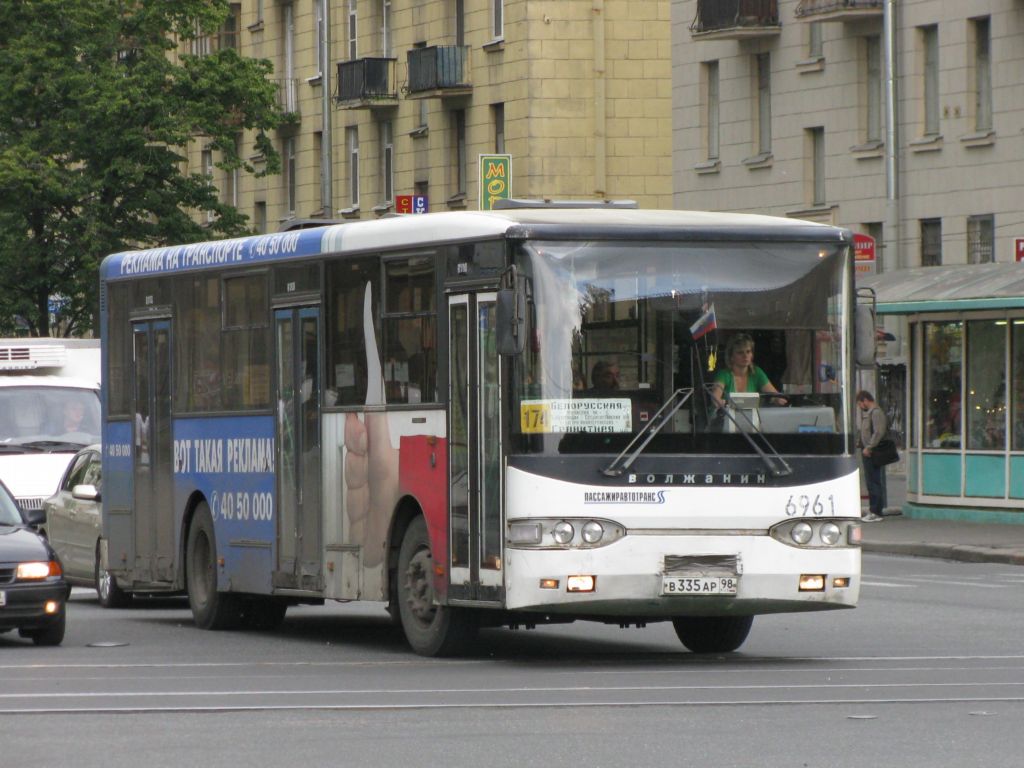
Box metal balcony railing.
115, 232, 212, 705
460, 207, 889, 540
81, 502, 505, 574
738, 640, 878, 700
275, 78, 299, 115
406, 45, 472, 95
795, 0, 883, 19
690, 0, 780, 36
336, 58, 398, 106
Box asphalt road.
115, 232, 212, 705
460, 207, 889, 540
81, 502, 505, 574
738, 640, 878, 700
2, 553, 1023, 768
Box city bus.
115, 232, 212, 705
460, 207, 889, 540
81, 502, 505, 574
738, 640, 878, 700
98, 206, 867, 655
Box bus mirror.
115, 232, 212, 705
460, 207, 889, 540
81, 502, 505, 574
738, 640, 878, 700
496, 287, 526, 355
854, 304, 876, 367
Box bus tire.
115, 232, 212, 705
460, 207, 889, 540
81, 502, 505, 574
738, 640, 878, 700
95, 543, 132, 608
672, 615, 754, 654
186, 502, 242, 630
397, 516, 478, 657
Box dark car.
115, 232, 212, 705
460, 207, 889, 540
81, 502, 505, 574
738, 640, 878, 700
0, 481, 68, 646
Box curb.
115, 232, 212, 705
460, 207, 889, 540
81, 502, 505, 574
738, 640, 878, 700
862, 542, 1024, 566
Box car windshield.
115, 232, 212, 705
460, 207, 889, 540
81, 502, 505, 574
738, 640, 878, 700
0, 484, 22, 525
0, 386, 101, 450
508, 238, 852, 456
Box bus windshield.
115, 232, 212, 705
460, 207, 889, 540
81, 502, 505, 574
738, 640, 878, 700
510, 239, 852, 456
0, 386, 101, 451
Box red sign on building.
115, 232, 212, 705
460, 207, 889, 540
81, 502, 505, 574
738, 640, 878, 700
854, 233, 876, 275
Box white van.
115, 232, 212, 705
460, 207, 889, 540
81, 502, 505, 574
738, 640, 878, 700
0, 339, 101, 516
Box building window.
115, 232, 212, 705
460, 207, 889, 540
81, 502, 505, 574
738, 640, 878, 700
920, 218, 942, 266
314, 132, 325, 212
971, 17, 992, 133
347, 127, 360, 208
283, 137, 296, 216
864, 222, 883, 273
256, 0, 264, 24
967, 214, 994, 264
754, 53, 771, 157
492, 0, 504, 40
348, 0, 358, 60
382, 0, 392, 57
808, 127, 825, 206
201, 148, 214, 223
224, 135, 240, 209
865, 35, 883, 144
455, 0, 466, 46
704, 61, 720, 161
282, 3, 296, 111
807, 21, 823, 61
924, 321, 962, 449
451, 110, 467, 200
921, 25, 940, 136
966, 320, 1006, 451
315, 0, 326, 78
220, 4, 241, 51
255, 201, 267, 234
380, 121, 394, 204
1012, 321, 1024, 451
492, 103, 505, 153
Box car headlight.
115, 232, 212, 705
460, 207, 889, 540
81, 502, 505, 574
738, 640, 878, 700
17, 560, 61, 580
552, 521, 575, 545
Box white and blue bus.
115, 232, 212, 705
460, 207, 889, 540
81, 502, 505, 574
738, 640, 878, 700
99, 206, 867, 655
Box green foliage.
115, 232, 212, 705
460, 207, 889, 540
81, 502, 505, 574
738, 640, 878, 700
0, 0, 283, 336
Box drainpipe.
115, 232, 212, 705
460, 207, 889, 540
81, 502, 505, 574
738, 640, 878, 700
593, 0, 607, 198
883, 0, 899, 268
321, 0, 333, 215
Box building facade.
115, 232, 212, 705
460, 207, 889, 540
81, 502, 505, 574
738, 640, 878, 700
672, 0, 1024, 520
185, 0, 672, 229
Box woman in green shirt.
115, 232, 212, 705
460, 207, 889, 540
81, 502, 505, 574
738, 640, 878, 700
710, 333, 786, 408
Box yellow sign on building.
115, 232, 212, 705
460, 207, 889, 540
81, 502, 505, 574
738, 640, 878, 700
479, 154, 512, 211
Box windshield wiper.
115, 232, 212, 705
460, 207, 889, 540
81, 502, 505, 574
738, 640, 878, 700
19, 440, 87, 453
714, 400, 793, 478
602, 388, 694, 477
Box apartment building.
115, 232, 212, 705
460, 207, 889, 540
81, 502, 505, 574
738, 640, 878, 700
673, 0, 1024, 271
672, 0, 1024, 521
186, 0, 672, 229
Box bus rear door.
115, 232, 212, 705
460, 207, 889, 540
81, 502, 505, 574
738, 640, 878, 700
448, 292, 503, 603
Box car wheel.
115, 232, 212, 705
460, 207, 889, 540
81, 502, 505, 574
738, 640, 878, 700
396, 516, 478, 657
95, 544, 132, 608
26, 608, 66, 647
186, 501, 241, 630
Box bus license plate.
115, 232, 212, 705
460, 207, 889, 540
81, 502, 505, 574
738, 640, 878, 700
662, 576, 738, 596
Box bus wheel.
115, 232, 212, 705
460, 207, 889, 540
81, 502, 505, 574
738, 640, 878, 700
672, 615, 754, 654
397, 516, 477, 657
95, 543, 132, 608
186, 502, 242, 630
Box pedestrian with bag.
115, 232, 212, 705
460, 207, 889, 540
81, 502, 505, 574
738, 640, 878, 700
857, 390, 895, 522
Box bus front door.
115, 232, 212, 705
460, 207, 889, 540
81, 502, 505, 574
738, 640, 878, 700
273, 306, 322, 591
448, 293, 503, 603
132, 319, 174, 583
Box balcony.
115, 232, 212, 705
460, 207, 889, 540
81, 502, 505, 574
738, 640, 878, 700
336, 58, 399, 109
275, 78, 300, 117
795, 0, 883, 22
690, 0, 781, 40
406, 45, 472, 98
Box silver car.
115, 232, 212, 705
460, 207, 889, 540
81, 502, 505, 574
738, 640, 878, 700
42, 445, 131, 607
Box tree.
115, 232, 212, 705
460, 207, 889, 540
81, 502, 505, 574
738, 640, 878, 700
0, 0, 284, 337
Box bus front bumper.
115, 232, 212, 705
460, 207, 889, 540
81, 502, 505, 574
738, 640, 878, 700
503, 533, 860, 617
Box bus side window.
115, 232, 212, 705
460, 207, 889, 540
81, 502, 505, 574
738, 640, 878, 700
326, 257, 380, 406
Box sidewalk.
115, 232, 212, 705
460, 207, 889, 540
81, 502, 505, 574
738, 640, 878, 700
859, 473, 1024, 566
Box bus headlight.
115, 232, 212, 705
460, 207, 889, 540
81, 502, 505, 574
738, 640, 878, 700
819, 522, 842, 546
791, 522, 813, 545
507, 518, 625, 549
552, 521, 575, 545
581, 520, 604, 544
770, 519, 860, 549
